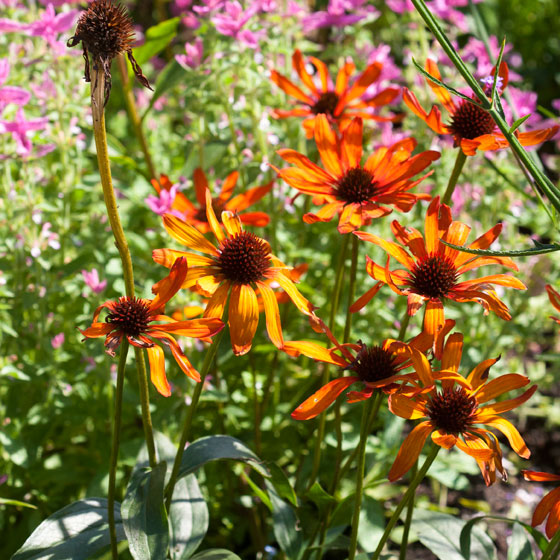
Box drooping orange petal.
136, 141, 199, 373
478, 385, 537, 417
163, 214, 219, 256
292, 376, 360, 420
454, 436, 494, 461
431, 429, 457, 449
546, 285, 560, 314
349, 282, 383, 312
205, 189, 225, 243
270, 271, 315, 316
409, 347, 435, 388
216, 170, 238, 202
424, 59, 456, 114
483, 416, 530, 459
402, 88, 449, 134
149, 256, 189, 312
530, 487, 560, 530
146, 344, 171, 397
315, 114, 343, 177
228, 181, 273, 211
474, 372, 529, 403
354, 231, 415, 269
228, 283, 259, 356
388, 421, 433, 482
256, 281, 284, 349
147, 331, 201, 382
270, 69, 314, 105
455, 274, 526, 291
303, 201, 341, 225
545, 497, 560, 539
441, 333, 463, 373
388, 392, 428, 420
423, 299, 445, 342
523, 471, 560, 483
283, 340, 348, 366
277, 148, 335, 182
335, 60, 355, 96
79, 322, 115, 338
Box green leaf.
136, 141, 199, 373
122, 462, 169, 560
267, 463, 299, 508
240, 471, 273, 511
491, 38, 506, 107
133, 431, 178, 485
178, 435, 270, 479
509, 114, 531, 134
306, 482, 336, 515
169, 474, 209, 560
508, 522, 536, 560
11, 498, 125, 560
357, 496, 384, 554
190, 550, 242, 560
441, 239, 560, 257
132, 18, 180, 67
412, 58, 477, 104
0, 498, 36, 509
265, 480, 304, 560
143, 59, 186, 118
413, 510, 496, 560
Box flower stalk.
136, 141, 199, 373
441, 149, 467, 206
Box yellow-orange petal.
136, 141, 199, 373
423, 299, 445, 341
409, 347, 435, 388
203, 280, 231, 319
303, 201, 341, 225
354, 231, 415, 269
163, 214, 219, 256
454, 436, 494, 461
455, 274, 526, 291
292, 49, 319, 96
441, 333, 463, 373
270, 271, 314, 316
341, 117, 363, 168
221, 210, 243, 237
229, 283, 259, 356
292, 376, 360, 420
149, 257, 188, 312
270, 69, 314, 105
315, 114, 343, 177
228, 181, 272, 211
146, 345, 171, 397
388, 421, 433, 482
340, 62, 382, 106
431, 429, 457, 449
424, 59, 456, 113
205, 189, 225, 243
388, 391, 427, 420
424, 197, 440, 254
523, 471, 560, 483
477, 384, 537, 417
335, 60, 355, 96
256, 281, 284, 349
483, 416, 530, 459
474, 373, 529, 403
149, 317, 224, 338
402, 88, 448, 134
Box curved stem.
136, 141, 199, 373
397, 312, 411, 342
371, 445, 440, 560
164, 328, 226, 509
348, 393, 381, 560
441, 150, 467, 206
108, 340, 129, 560
399, 460, 418, 560
90, 69, 156, 467
542, 529, 560, 560
116, 55, 157, 180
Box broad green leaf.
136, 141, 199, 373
357, 496, 384, 554
133, 430, 178, 485
178, 435, 269, 479
122, 462, 169, 560
508, 521, 536, 560
441, 239, 560, 257
169, 474, 209, 560
265, 480, 304, 560
306, 482, 336, 515
413, 510, 496, 560
132, 18, 180, 67
190, 550, 242, 560
11, 498, 125, 560
267, 463, 298, 508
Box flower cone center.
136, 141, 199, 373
218, 232, 271, 284
335, 167, 376, 204
346, 343, 398, 383
449, 100, 496, 140
426, 387, 478, 434
311, 91, 340, 116
106, 297, 150, 337
409, 252, 458, 299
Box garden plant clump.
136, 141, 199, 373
3, 0, 560, 559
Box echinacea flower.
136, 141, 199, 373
287, 320, 454, 420
153, 189, 315, 355
67, 0, 151, 104
150, 170, 272, 233
352, 196, 526, 356
522, 470, 560, 538
389, 333, 536, 485
270, 49, 400, 138
79, 257, 224, 396
545, 285, 560, 325
403, 59, 559, 156
275, 115, 439, 233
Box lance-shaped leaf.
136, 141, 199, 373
442, 239, 560, 257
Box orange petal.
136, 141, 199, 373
203, 280, 231, 319
314, 114, 343, 177
388, 392, 427, 420
478, 384, 537, 416
205, 189, 225, 243
149, 317, 224, 338
530, 487, 560, 530
483, 416, 530, 459
282, 340, 348, 366
340, 62, 382, 105
79, 322, 115, 338
146, 345, 171, 397
221, 210, 243, 237
441, 333, 463, 373
228, 283, 259, 356
256, 281, 284, 349
431, 429, 457, 449
402, 88, 448, 134
388, 421, 433, 482
163, 214, 219, 256
341, 117, 363, 168
546, 285, 560, 314
292, 49, 318, 96
149, 256, 188, 312
147, 331, 201, 382
354, 230, 415, 269
309, 56, 331, 91
523, 471, 560, 483
455, 274, 526, 291
218, 170, 239, 202
193, 168, 209, 205
270, 69, 314, 105
423, 299, 445, 341
228, 181, 272, 211
292, 376, 360, 420
350, 282, 383, 313
270, 271, 315, 316
409, 347, 435, 388
424, 197, 441, 254
425, 59, 456, 113
335, 60, 355, 96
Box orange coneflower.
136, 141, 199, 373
151, 170, 272, 233
522, 470, 560, 538
275, 115, 439, 234
287, 320, 454, 420
270, 49, 400, 138
389, 333, 536, 486
79, 257, 224, 396
352, 196, 526, 356
545, 285, 560, 325
403, 59, 558, 156
153, 189, 315, 356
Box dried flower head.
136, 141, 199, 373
67, 0, 151, 104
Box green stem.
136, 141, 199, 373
307, 234, 350, 490
108, 340, 129, 560
397, 312, 411, 342
441, 150, 467, 206
399, 461, 418, 560
90, 69, 157, 468
164, 328, 226, 509
348, 394, 380, 560
116, 55, 157, 180
542, 529, 560, 560
410, 0, 560, 219
371, 446, 440, 560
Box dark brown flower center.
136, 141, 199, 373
345, 342, 398, 383
408, 252, 458, 299
106, 297, 150, 337
335, 167, 376, 204
426, 387, 478, 434
217, 232, 271, 284
195, 199, 226, 223
448, 100, 496, 140
311, 91, 340, 116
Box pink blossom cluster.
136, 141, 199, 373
302, 0, 378, 32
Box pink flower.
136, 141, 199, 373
0, 108, 49, 157
211, 1, 265, 49
28, 4, 79, 55
51, 333, 65, 349
145, 183, 179, 215
81, 268, 107, 295
0, 59, 30, 115
175, 38, 205, 69
302, 0, 378, 31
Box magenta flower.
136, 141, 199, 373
51, 333, 65, 349
302, 0, 378, 31
145, 184, 179, 215
81, 269, 107, 295
28, 4, 79, 55
211, 1, 265, 49
0, 108, 48, 157
175, 38, 205, 69
0, 59, 30, 115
